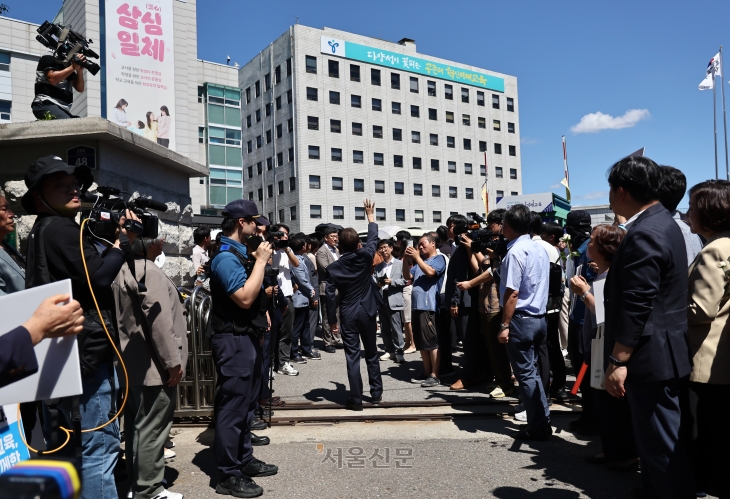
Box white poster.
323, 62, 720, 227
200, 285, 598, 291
105, 0, 176, 150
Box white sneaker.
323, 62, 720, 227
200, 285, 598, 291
514, 410, 527, 422
164, 448, 176, 460
151, 489, 184, 499
379, 352, 391, 361
489, 386, 505, 398
277, 363, 299, 376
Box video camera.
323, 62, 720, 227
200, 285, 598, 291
36, 20, 101, 75
453, 212, 508, 257
269, 231, 289, 249
83, 186, 168, 242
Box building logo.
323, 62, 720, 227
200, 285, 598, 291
327, 40, 339, 53
320, 36, 346, 57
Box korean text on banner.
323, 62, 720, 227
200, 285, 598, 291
0, 405, 31, 472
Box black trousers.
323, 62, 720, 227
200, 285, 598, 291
461, 307, 490, 384
481, 311, 512, 391
546, 311, 566, 393
276, 297, 294, 369
437, 309, 456, 375
31, 101, 77, 119
568, 320, 595, 421
341, 314, 382, 404
594, 389, 637, 462
536, 329, 550, 398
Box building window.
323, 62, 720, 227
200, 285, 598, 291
264, 73, 271, 91
248, 191, 254, 200
449, 186, 457, 199
427, 80, 436, 96
278, 208, 285, 222
305, 55, 317, 74
354, 178, 365, 192
395, 182, 404, 194
412, 131, 421, 143
511, 191, 519, 196
375, 180, 385, 193
431, 159, 440, 171
352, 122, 363, 136
372, 98, 382, 111
371, 68, 381, 86
328, 60, 339, 78
309, 146, 320, 159
393, 128, 402, 141
275, 65, 281, 84
479, 164, 486, 176
290, 206, 297, 220
432, 185, 441, 197
462, 114, 470, 126
445, 111, 454, 123
497, 190, 504, 198
507, 97, 514, 112
306, 87, 318, 101
376, 208, 386, 221
493, 119, 501, 131
394, 155, 403, 167
355, 207, 365, 220
428, 108, 437, 120
288, 119, 294, 134
309, 175, 321, 189
255, 81, 260, 97
492, 94, 500, 109
465, 163, 473, 175
350, 64, 360, 82
310, 205, 322, 219
290, 177, 296, 190
411, 105, 420, 118
433, 211, 442, 223
509, 145, 517, 156
257, 162, 263, 174
329, 91, 340, 105
246, 115, 252, 128
478, 117, 486, 129
308, 116, 319, 130
392, 102, 401, 114
373, 125, 383, 139
477, 91, 485, 106
353, 150, 364, 163
351, 94, 362, 108
391, 73, 400, 89
333, 206, 345, 220
508, 122, 515, 133
256, 136, 262, 148
332, 177, 343, 190
247, 166, 253, 178
510, 168, 518, 179
414, 184, 423, 196
287, 89, 293, 103
446, 136, 455, 148
331, 119, 341, 133
267, 184, 273, 197
331, 148, 342, 161
255, 109, 261, 122
495, 167, 503, 178
461, 88, 469, 103
413, 157, 422, 169
448, 161, 456, 173
466, 188, 474, 199
277, 151, 283, 165
286, 58, 292, 76
415, 210, 424, 223
396, 209, 405, 221
410, 77, 419, 93
245, 87, 251, 104
288, 148, 294, 161
257, 188, 263, 200
276, 124, 283, 138
494, 143, 502, 154
374, 153, 384, 165
199, 126, 205, 144
479, 141, 487, 152
430, 134, 438, 146
444, 84, 453, 100
278, 181, 284, 194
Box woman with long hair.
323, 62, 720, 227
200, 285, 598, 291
157, 105, 171, 148
111, 99, 131, 127
144, 111, 158, 142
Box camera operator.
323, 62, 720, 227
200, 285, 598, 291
270, 224, 301, 376
32, 53, 87, 119
191, 226, 213, 288
22, 155, 139, 499
208, 200, 278, 498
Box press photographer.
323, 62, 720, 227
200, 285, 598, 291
22, 155, 139, 499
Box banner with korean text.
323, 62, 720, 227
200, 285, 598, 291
105, 0, 176, 150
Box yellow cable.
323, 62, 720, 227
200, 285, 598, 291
18, 218, 130, 455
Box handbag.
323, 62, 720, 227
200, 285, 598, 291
590, 324, 606, 390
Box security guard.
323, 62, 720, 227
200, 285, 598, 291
209, 200, 278, 498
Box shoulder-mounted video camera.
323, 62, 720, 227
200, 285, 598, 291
453, 212, 508, 258
83, 186, 168, 242
36, 20, 101, 75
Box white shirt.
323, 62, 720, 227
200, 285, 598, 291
532, 235, 560, 264
624, 208, 647, 229
272, 249, 293, 296
191, 245, 209, 278
327, 243, 339, 261
381, 258, 394, 290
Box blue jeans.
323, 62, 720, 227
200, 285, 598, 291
43, 362, 121, 499
506, 313, 550, 430
291, 306, 313, 357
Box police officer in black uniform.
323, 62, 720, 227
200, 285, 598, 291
209, 200, 278, 498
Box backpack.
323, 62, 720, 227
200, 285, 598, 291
548, 255, 564, 297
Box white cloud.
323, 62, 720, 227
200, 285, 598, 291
581, 191, 608, 200
549, 183, 562, 189
520, 136, 539, 145
571, 109, 650, 134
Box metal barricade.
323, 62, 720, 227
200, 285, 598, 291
175, 286, 216, 418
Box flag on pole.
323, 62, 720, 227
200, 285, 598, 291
700, 52, 721, 90
562, 136, 571, 203
481, 183, 488, 215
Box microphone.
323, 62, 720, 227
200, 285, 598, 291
132, 197, 168, 212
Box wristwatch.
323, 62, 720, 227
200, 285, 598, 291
499, 323, 509, 331
578, 291, 590, 302
608, 355, 628, 368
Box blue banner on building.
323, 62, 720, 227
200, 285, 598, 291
0, 405, 31, 473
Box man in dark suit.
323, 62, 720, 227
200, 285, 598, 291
604, 156, 694, 498
325, 199, 383, 411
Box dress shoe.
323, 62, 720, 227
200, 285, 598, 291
345, 399, 363, 411
250, 418, 267, 431
584, 453, 606, 464
256, 408, 273, 419
251, 433, 270, 446
302, 351, 321, 360
240, 458, 278, 477
552, 386, 569, 402
371, 395, 382, 406
449, 379, 468, 391
403, 347, 417, 354
324, 345, 336, 353
259, 398, 285, 407
334, 342, 344, 349
513, 426, 552, 441
394, 354, 405, 363
215, 475, 263, 498
291, 356, 307, 364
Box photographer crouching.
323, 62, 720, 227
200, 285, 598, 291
208, 200, 278, 498
22, 156, 140, 498
32, 53, 87, 119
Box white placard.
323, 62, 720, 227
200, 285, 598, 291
0, 280, 83, 406
592, 278, 606, 325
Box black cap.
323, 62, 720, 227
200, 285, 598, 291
21, 155, 93, 214
566, 210, 592, 230
222, 199, 270, 226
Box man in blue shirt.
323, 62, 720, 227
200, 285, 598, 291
405, 233, 447, 388
209, 200, 278, 498
498, 204, 551, 440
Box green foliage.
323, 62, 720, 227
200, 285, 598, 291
38, 111, 57, 121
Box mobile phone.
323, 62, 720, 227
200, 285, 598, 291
406, 239, 414, 248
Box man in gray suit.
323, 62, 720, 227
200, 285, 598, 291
316, 226, 344, 353
0, 195, 25, 296
374, 239, 406, 363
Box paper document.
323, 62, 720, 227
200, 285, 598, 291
593, 279, 606, 325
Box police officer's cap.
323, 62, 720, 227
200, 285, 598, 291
222, 199, 270, 226
21, 155, 94, 214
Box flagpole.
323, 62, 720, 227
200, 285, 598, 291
562, 136, 571, 203
483, 151, 489, 215
714, 65, 719, 180
721, 45, 729, 180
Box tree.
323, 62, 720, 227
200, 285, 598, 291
0, 5, 9, 15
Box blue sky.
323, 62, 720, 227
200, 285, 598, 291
11, 0, 730, 209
